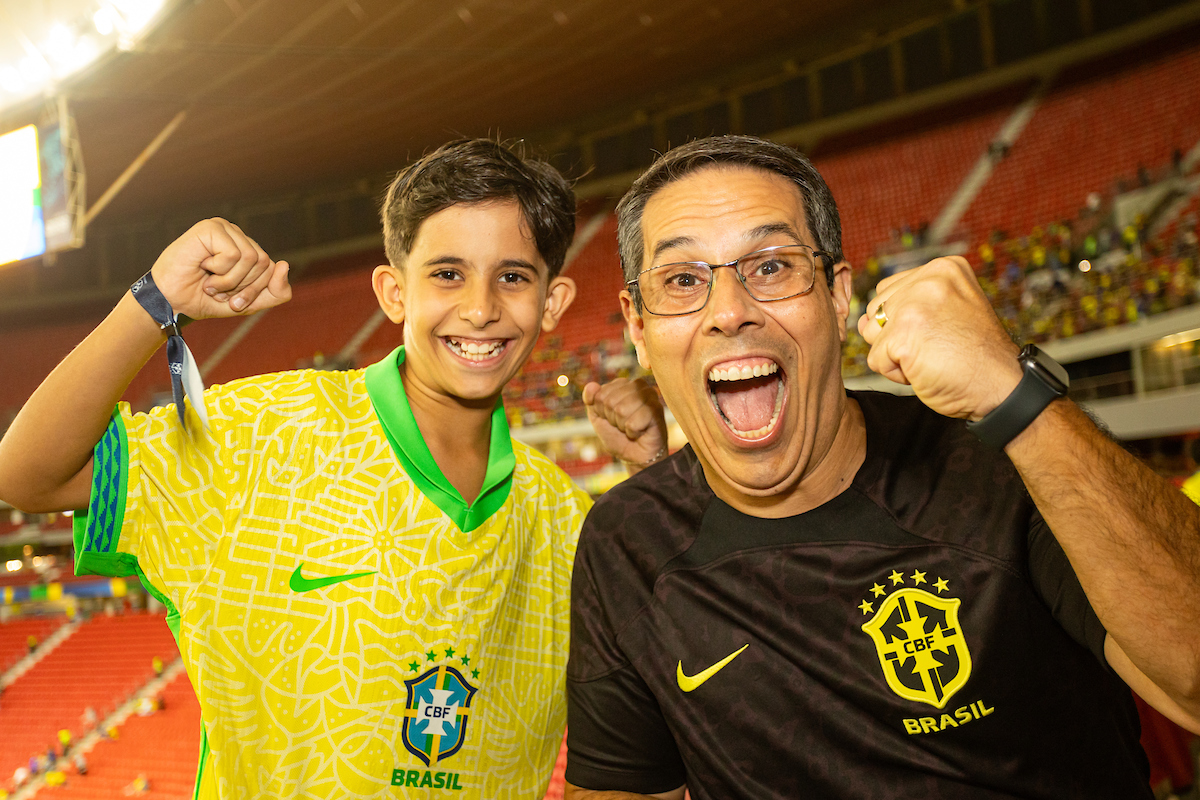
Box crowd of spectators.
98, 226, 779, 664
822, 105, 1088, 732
844, 175, 1199, 378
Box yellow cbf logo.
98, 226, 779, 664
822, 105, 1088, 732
861, 587, 972, 709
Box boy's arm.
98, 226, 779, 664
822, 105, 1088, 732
0, 218, 290, 513
582, 378, 668, 475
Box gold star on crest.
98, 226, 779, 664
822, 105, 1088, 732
934, 577, 949, 593
888, 570, 904, 585
910, 570, 927, 585
858, 600, 874, 615
870, 583, 886, 598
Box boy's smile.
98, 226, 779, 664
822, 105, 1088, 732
374, 199, 576, 408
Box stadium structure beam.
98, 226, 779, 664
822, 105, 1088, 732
82, 109, 188, 228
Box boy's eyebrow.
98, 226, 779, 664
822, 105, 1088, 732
424, 255, 541, 272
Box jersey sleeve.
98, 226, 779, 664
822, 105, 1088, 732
1026, 507, 1109, 666
73, 393, 233, 617
565, 535, 687, 794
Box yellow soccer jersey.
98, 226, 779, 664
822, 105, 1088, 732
73, 347, 591, 799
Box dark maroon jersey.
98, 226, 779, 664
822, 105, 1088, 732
566, 391, 1150, 799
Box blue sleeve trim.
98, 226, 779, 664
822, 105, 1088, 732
73, 410, 130, 572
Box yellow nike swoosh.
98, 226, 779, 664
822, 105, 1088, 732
676, 644, 749, 692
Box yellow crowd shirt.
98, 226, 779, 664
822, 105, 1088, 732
73, 346, 591, 799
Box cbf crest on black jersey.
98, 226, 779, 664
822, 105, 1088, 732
567, 391, 1151, 800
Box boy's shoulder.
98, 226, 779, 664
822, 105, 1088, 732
201, 367, 370, 421
511, 438, 592, 507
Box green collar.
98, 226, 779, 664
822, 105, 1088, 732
364, 346, 514, 532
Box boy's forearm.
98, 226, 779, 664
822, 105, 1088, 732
0, 291, 165, 512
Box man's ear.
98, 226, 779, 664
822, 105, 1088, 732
372, 264, 405, 324
828, 260, 853, 343
619, 289, 651, 371
540, 275, 577, 332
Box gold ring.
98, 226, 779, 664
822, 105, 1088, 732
874, 304, 888, 328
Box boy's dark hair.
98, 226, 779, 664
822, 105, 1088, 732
616, 135, 843, 308
381, 138, 576, 278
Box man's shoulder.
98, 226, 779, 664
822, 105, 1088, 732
851, 389, 1032, 554
579, 447, 711, 575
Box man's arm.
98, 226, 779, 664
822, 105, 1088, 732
859, 256, 1200, 730
0, 219, 290, 513
564, 783, 685, 800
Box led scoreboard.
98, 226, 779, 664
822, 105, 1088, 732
0, 124, 47, 267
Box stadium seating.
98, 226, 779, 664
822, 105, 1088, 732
36, 670, 202, 800
957, 34, 1200, 243
0, 616, 63, 675
0, 613, 177, 785
811, 84, 1033, 268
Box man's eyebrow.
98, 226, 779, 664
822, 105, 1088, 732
744, 222, 805, 244
651, 235, 697, 262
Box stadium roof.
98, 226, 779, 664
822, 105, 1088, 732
0, 0, 947, 221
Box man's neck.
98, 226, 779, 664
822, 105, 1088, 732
400, 364, 495, 504
709, 397, 867, 519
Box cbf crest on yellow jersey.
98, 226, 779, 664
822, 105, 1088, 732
72, 347, 591, 799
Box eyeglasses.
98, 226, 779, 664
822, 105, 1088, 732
627, 244, 830, 316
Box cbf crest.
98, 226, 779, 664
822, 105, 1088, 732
860, 571, 972, 709
401, 665, 478, 766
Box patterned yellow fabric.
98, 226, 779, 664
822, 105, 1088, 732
76, 365, 590, 799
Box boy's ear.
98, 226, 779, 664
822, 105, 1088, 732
619, 289, 651, 371
372, 264, 405, 324
540, 275, 577, 332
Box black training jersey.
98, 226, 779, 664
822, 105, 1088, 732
566, 391, 1149, 800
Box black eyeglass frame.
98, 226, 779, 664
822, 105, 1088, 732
626, 244, 833, 317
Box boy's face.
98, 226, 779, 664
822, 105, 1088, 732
373, 199, 576, 406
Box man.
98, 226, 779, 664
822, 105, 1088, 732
0, 139, 664, 799
565, 135, 1200, 799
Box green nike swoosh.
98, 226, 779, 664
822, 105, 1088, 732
676, 644, 749, 692
288, 563, 377, 593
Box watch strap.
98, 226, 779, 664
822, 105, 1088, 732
965, 367, 1060, 450
130, 270, 208, 431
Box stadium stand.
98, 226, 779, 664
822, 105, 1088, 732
811, 83, 1034, 269
0, 617, 63, 676
35, 670, 202, 800
956, 33, 1200, 243
0, 613, 178, 788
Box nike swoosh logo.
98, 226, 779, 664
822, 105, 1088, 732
677, 644, 749, 692
288, 563, 376, 593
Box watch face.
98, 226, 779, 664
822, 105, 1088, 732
1023, 345, 1070, 394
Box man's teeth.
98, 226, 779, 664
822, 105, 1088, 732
731, 410, 780, 439
447, 338, 504, 360
707, 362, 779, 382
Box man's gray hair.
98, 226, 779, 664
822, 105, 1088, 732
615, 135, 843, 308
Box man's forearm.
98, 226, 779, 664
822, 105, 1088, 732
565, 782, 686, 800
0, 292, 164, 512
1006, 399, 1200, 713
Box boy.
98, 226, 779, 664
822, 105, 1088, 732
0, 139, 665, 798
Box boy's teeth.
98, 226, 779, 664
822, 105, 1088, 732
708, 362, 778, 382
448, 338, 503, 360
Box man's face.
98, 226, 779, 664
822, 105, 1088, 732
375, 199, 575, 406
623, 166, 852, 502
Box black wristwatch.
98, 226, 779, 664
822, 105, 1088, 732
965, 344, 1069, 450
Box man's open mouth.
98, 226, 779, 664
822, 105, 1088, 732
707, 360, 785, 440
444, 337, 508, 362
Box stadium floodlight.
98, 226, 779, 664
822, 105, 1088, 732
0, 0, 171, 112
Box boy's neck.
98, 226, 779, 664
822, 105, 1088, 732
400, 361, 496, 505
